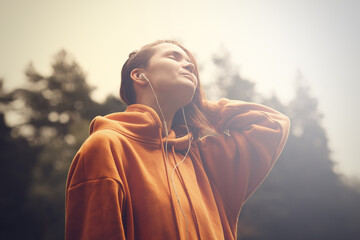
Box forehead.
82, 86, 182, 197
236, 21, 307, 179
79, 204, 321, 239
152, 43, 191, 61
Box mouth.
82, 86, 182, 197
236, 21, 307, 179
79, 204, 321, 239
180, 73, 195, 83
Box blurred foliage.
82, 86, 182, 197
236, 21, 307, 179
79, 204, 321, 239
211, 49, 258, 102
0, 48, 359, 240
209, 49, 360, 239
0, 51, 125, 239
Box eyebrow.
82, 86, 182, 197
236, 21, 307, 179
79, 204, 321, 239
165, 50, 192, 63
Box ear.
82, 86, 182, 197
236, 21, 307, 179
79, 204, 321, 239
130, 68, 147, 86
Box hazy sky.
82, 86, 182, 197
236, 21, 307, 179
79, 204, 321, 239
1, 0, 359, 179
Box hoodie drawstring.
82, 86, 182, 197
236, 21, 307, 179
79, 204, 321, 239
171, 146, 202, 239
160, 128, 183, 240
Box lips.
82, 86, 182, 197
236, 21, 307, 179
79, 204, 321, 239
180, 73, 195, 82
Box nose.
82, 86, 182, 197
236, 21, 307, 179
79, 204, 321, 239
183, 61, 195, 74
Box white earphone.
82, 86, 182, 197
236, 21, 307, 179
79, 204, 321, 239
139, 72, 191, 240
139, 73, 149, 82
139, 73, 168, 136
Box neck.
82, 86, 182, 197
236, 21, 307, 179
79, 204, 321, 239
154, 102, 177, 137
137, 97, 179, 137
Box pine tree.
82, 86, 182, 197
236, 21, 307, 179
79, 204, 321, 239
2, 50, 125, 239
210, 50, 360, 239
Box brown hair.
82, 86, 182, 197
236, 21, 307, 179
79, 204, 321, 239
120, 40, 213, 139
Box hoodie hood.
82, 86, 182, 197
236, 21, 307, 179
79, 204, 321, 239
89, 104, 193, 150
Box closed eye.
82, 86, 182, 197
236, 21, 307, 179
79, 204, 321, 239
168, 54, 177, 60
167, 51, 192, 63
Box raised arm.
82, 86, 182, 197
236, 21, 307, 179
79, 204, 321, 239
196, 98, 290, 219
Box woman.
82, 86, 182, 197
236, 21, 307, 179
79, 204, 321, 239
65, 40, 290, 240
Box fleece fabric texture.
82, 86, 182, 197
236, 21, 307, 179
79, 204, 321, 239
65, 98, 290, 240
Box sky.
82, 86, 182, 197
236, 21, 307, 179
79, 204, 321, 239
0, 0, 359, 179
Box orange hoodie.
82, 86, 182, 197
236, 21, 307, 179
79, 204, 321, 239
65, 98, 290, 240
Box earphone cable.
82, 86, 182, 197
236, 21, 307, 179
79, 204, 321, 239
144, 74, 190, 240
170, 107, 192, 240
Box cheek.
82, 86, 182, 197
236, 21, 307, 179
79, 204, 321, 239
151, 63, 178, 82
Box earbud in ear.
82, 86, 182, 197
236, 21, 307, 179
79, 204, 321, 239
139, 73, 149, 82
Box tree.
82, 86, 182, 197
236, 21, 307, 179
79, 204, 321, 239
209, 49, 360, 239
211, 47, 258, 102
0, 80, 40, 239
2, 50, 126, 239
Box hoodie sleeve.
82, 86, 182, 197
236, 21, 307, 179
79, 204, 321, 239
65, 131, 126, 240
196, 98, 290, 219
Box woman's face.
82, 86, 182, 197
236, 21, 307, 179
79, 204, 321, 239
142, 43, 198, 105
